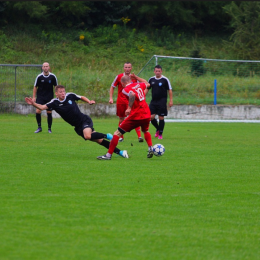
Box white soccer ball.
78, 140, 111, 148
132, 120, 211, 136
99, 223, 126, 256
152, 144, 165, 157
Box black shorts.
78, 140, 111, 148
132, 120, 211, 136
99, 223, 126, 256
74, 115, 94, 140
36, 97, 53, 112
149, 98, 168, 117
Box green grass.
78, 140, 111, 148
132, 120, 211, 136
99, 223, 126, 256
1, 114, 260, 259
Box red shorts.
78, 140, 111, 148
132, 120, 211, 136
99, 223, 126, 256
116, 103, 128, 118
119, 117, 150, 134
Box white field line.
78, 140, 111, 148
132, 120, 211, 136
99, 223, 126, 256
164, 119, 260, 123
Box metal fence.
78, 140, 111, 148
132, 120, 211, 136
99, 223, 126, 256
0, 64, 42, 113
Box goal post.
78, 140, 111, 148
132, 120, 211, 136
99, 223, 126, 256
137, 55, 260, 106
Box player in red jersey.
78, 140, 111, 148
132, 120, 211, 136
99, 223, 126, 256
98, 74, 154, 160
109, 62, 143, 143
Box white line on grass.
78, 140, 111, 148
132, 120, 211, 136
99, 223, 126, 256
164, 119, 260, 123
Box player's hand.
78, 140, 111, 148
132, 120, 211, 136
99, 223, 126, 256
109, 98, 113, 104
125, 108, 131, 116
169, 100, 173, 107
130, 73, 136, 80
25, 97, 33, 105
32, 97, 36, 102
89, 100, 95, 105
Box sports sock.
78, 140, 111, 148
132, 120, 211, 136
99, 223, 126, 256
151, 118, 159, 130
99, 139, 120, 155
90, 132, 107, 140
135, 126, 142, 138
36, 113, 41, 127
144, 131, 153, 147
118, 121, 124, 139
158, 119, 165, 135
108, 135, 120, 155
47, 113, 52, 129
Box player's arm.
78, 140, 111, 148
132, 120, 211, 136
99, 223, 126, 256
25, 97, 48, 110
125, 92, 135, 116
131, 74, 150, 94
109, 86, 114, 104
32, 86, 37, 102
144, 87, 149, 96
131, 73, 149, 85
168, 89, 173, 107
81, 96, 95, 105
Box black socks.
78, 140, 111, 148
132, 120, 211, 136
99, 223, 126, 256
159, 119, 165, 135
151, 118, 159, 130
91, 132, 106, 140
99, 139, 120, 155
36, 113, 41, 127
47, 113, 52, 129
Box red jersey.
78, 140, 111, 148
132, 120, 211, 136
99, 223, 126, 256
111, 73, 138, 105
122, 82, 151, 120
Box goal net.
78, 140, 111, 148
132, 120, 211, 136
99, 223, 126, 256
137, 55, 260, 106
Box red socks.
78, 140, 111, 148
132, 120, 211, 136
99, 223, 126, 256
108, 135, 120, 155
144, 132, 153, 147
135, 126, 141, 138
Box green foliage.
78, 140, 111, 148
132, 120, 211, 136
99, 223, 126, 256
0, 30, 9, 46
40, 30, 63, 43
53, 2, 91, 28
190, 49, 205, 77
0, 1, 231, 33
151, 26, 186, 50
13, 1, 48, 19
223, 1, 260, 59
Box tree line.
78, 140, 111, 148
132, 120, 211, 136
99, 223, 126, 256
0, 1, 234, 32
1, 1, 260, 59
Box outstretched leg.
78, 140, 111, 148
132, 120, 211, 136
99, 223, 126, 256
82, 128, 128, 158
97, 130, 123, 160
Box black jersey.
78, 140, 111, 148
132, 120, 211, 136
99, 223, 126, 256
34, 72, 58, 100
148, 75, 172, 101
46, 93, 85, 127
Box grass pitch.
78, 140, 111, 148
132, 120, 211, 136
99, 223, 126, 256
0, 114, 260, 260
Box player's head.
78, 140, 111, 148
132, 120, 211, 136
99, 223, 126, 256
42, 62, 50, 74
55, 85, 66, 100
123, 62, 132, 75
154, 64, 162, 78
121, 75, 131, 87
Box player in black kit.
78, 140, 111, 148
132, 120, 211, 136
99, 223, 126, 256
33, 62, 58, 133
146, 65, 173, 139
25, 85, 129, 159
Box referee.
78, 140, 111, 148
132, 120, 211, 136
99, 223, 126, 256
33, 62, 58, 133
147, 65, 173, 139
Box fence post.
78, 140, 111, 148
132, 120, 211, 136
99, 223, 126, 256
14, 66, 17, 111
214, 79, 217, 105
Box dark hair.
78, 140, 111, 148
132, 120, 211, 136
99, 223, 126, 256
154, 65, 162, 70
55, 85, 65, 92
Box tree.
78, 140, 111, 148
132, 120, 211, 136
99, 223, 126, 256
223, 1, 260, 59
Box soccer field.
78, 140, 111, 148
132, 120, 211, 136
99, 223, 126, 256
1, 114, 260, 260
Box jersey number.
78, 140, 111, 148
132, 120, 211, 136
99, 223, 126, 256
136, 87, 145, 101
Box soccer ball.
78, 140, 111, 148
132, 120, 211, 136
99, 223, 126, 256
152, 144, 165, 157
